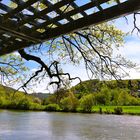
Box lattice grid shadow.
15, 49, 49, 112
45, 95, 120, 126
0, 0, 140, 55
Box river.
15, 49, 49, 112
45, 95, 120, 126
0, 110, 140, 140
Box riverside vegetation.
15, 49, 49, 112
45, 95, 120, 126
1, 79, 140, 115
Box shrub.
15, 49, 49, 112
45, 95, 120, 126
105, 108, 111, 114
0, 97, 10, 108
114, 107, 123, 115
129, 97, 140, 105
29, 103, 44, 110
43, 95, 56, 105
79, 94, 94, 112
45, 104, 61, 111
33, 97, 42, 104
17, 98, 30, 110
117, 90, 131, 106
60, 95, 79, 112
95, 93, 106, 105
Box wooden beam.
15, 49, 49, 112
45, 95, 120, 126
41, 0, 140, 40
0, 24, 41, 43
31, 0, 109, 31
2, 0, 39, 22
0, 0, 140, 56
17, 0, 74, 27
11, 0, 62, 27
0, 41, 32, 56
42, 0, 73, 22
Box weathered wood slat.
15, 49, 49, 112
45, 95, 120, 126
17, 0, 74, 27
0, 23, 41, 43
3, 0, 39, 21
11, 0, 62, 27
42, 0, 73, 22
0, 0, 139, 56
31, 0, 109, 32
41, 0, 140, 41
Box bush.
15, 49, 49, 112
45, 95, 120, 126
60, 95, 78, 112
104, 108, 111, 114
29, 103, 45, 110
95, 93, 106, 105
114, 107, 123, 115
117, 90, 131, 106
79, 94, 94, 112
45, 104, 61, 111
129, 97, 140, 105
17, 98, 30, 110
33, 97, 42, 104
0, 97, 10, 108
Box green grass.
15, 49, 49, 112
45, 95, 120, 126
91, 106, 140, 115
122, 106, 140, 115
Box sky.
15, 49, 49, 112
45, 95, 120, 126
1, 0, 140, 93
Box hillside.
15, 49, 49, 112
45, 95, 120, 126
72, 79, 140, 95
0, 84, 44, 110
31, 93, 51, 99
1, 79, 140, 113
0, 84, 21, 94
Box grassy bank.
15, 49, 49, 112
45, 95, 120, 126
44, 103, 140, 115
91, 106, 140, 115
1, 105, 140, 115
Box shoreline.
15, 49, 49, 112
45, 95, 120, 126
1, 106, 140, 116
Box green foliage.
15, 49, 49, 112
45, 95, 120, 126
72, 79, 101, 95
43, 95, 57, 105
0, 53, 28, 86
117, 90, 131, 105
114, 107, 123, 115
95, 86, 111, 105
1, 79, 140, 115
60, 90, 79, 112
0, 84, 44, 110
42, 79, 140, 113
45, 104, 61, 111
16, 98, 30, 110
92, 106, 140, 115
95, 93, 106, 105
79, 94, 94, 112
43, 88, 68, 105
129, 97, 140, 105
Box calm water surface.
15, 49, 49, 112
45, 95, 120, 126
0, 110, 140, 140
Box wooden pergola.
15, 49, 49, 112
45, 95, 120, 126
0, 0, 140, 56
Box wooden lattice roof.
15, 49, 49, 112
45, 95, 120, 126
0, 0, 140, 56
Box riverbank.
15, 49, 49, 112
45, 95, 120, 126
1, 106, 140, 115
44, 103, 140, 115
90, 106, 140, 115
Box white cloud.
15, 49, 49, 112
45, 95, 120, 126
31, 68, 38, 72
115, 14, 140, 36
13, 52, 20, 56
116, 40, 140, 63
123, 68, 140, 80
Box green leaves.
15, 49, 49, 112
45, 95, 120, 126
0, 52, 28, 85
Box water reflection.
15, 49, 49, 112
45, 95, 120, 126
0, 110, 140, 140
